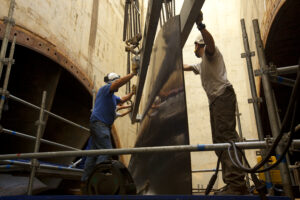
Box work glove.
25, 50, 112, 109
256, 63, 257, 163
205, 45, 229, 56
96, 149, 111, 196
131, 55, 140, 75
196, 11, 206, 31
132, 84, 136, 95
196, 11, 203, 26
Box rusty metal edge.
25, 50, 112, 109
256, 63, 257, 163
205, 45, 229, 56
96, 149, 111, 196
0, 21, 93, 95
261, 0, 286, 45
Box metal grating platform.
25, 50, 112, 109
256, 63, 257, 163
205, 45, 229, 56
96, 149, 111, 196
0, 195, 291, 200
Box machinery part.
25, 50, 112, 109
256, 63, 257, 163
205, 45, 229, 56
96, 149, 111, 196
85, 160, 136, 195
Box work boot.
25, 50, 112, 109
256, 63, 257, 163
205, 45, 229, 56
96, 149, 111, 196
214, 184, 249, 196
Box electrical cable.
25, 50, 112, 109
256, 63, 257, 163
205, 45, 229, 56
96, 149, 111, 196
228, 142, 267, 199
205, 151, 222, 195
228, 65, 300, 173
229, 98, 299, 173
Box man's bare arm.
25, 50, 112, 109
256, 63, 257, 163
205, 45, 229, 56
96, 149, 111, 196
110, 73, 135, 92
200, 28, 215, 56
120, 92, 134, 104
183, 64, 199, 74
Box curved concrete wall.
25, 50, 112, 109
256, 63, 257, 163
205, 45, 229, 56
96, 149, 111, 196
0, 0, 142, 165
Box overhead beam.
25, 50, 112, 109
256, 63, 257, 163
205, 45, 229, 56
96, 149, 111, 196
131, 0, 162, 123
180, 0, 205, 48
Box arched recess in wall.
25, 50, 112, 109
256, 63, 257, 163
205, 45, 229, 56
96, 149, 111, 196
259, 0, 300, 159
0, 22, 123, 165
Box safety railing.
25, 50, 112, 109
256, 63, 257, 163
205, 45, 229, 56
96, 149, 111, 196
0, 0, 90, 194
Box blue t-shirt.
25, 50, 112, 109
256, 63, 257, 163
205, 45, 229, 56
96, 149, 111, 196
90, 84, 121, 125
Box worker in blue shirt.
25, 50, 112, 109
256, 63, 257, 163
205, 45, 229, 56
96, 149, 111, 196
82, 71, 137, 182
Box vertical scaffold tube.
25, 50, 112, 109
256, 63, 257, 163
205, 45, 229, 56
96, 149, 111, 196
252, 19, 293, 199
27, 91, 47, 195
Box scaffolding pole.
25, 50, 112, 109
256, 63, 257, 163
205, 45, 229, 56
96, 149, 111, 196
240, 19, 273, 194
0, 159, 83, 173
8, 94, 90, 132
27, 91, 46, 195
0, 36, 16, 120
1, 127, 79, 151
192, 169, 222, 173
0, 0, 15, 79
0, 139, 299, 161
252, 19, 293, 199
277, 65, 299, 75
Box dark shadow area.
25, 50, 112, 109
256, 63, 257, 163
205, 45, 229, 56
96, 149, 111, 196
0, 42, 92, 164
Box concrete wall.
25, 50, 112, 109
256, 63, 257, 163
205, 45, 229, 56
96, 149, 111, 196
180, 0, 268, 190
0, 0, 143, 166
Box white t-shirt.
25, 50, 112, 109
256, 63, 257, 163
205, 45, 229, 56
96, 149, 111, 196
192, 46, 231, 104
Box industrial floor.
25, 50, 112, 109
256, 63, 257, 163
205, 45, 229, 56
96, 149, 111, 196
0, 195, 291, 200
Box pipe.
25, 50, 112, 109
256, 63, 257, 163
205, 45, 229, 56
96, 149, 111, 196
252, 19, 293, 199
235, 103, 251, 189
270, 76, 295, 87
192, 169, 222, 173
123, 1, 129, 41
0, 0, 15, 79
0, 140, 299, 160
27, 91, 47, 195
241, 19, 273, 194
1, 127, 79, 151
0, 160, 83, 173
277, 65, 299, 75
8, 94, 90, 132
0, 36, 16, 120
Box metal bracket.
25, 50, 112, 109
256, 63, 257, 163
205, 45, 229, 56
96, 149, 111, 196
30, 159, 40, 169
0, 58, 15, 65
248, 97, 263, 104
265, 135, 273, 150
35, 120, 45, 126
254, 65, 277, 76
0, 88, 10, 97
241, 51, 255, 58
3, 16, 15, 26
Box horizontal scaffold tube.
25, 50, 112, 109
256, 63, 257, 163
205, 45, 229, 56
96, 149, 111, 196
8, 94, 90, 132
1, 128, 79, 151
0, 159, 83, 173
0, 140, 299, 160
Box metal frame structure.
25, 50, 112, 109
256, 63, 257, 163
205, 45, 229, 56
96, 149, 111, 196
252, 19, 294, 199
0, 138, 299, 161
0, 0, 299, 198
241, 18, 273, 194
0, 0, 89, 194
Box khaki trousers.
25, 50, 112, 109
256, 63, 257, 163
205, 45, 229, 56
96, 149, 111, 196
209, 86, 246, 188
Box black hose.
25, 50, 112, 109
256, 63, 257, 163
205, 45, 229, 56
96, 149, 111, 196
228, 142, 267, 199
229, 65, 300, 173
205, 151, 222, 195
229, 95, 299, 173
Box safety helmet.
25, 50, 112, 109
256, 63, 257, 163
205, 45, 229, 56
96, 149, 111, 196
104, 72, 120, 83
194, 35, 205, 45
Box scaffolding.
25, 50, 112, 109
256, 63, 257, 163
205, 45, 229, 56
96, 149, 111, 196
0, 0, 299, 198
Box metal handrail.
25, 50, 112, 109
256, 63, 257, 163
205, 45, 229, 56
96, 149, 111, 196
1, 127, 79, 151
0, 159, 83, 173
8, 94, 90, 132
0, 140, 299, 160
